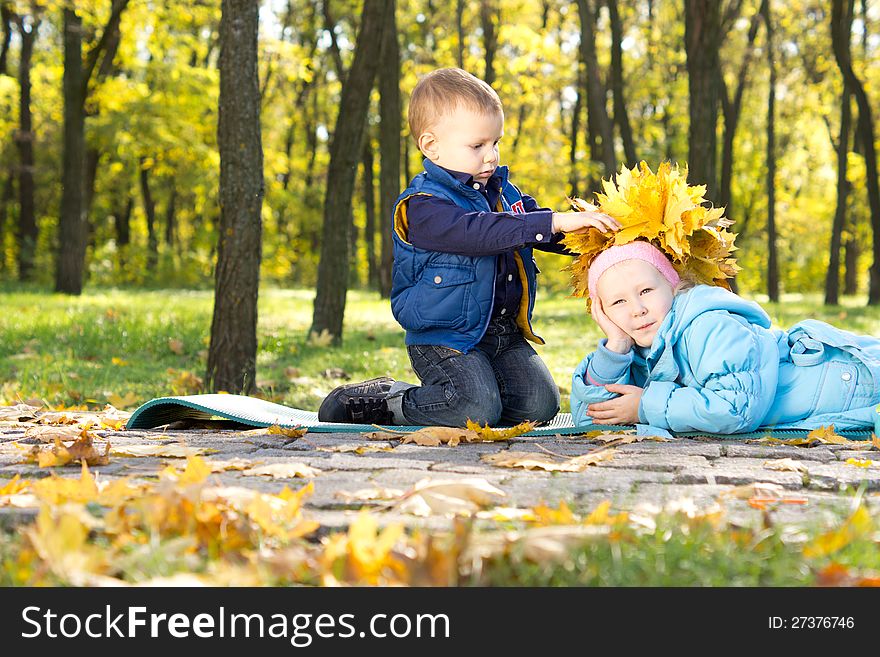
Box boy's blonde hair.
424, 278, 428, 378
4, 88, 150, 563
407, 68, 503, 141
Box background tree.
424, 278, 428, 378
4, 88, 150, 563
831, 0, 880, 304
378, 0, 400, 299
56, 0, 131, 295
309, 0, 390, 343
11, 3, 40, 281
206, 0, 264, 394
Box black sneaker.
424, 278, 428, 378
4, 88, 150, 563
318, 377, 396, 424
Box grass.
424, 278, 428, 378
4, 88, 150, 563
3, 284, 880, 413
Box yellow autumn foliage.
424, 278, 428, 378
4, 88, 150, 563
562, 161, 739, 307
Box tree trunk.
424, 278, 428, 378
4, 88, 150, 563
115, 195, 132, 247
719, 2, 763, 215
56, 8, 88, 295
55, 0, 130, 295
206, 0, 264, 394
480, 0, 497, 87
13, 10, 40, 281
165, 185, 177, 249
0, 3, 12, 76
362, 139, 377, 289
456, 0, 465, 69
684, 0, 722, 198
763, 0, 779, 302
844, 236, 859, 294
311, 0, 390, 340
606, 0, 636, 166
825, 1, 854, 305
569, 62, 584, 198
139, 160, 157, 273
831, 0, 880, 304
576, 0, 615, 183
825, 90, 851, 305
378, 0, 400, 299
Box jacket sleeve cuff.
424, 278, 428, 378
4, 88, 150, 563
638, 381, 679, 429
586, 339, 633, 384
521, 211, 554, 245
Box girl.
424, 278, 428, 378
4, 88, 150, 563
571, 241, 880, 434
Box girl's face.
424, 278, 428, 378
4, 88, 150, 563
596, 259, 675, 347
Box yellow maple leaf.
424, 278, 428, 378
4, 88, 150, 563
807, 425, 850, 445
267, 425, 307, 438
0, 475, 28, 496
31, 461, 100, 505
465, 419, 536, 441
531, 500, 577, 525
804, 506, 873, 558
320, 511, 407, 586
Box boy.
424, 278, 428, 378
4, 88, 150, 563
319, 67, 618, 426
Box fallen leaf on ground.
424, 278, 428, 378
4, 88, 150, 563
110, 444, 215, 458
365, 431, 402, 441
400, 426, 480, 447
481, 447, 615, 472
0, 403, 41, 422
267, 425, 307, 438
25, 425, 85, 443
815, 563, 880, 587
465, 419, 536, 441
241, 463, 322, 479
763, 458, 810, 474
804, 506, 873, 558
335, 487, 405, 502
317, 444, 394, 454
26, 431, 111, 468
168, 338, 185, 354
718, 482, 786, 500
845, 458, 875, 468
395, 477, 506, 516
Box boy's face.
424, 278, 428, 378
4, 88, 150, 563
596, 259, 674, 348
418, 106, 503, 183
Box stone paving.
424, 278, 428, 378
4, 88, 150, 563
1, 422, 878, 532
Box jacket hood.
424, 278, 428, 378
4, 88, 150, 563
645, 285, 771, 364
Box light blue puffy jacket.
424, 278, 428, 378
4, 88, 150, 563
571, 285, 880, 433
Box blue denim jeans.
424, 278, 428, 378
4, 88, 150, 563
388, 315, 560, 426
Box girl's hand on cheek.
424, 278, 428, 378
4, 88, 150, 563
591, 300, 633, 354
586, 384, 643, 424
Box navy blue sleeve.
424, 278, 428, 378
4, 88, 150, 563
521, 193, 575, 256
406, 195, 554, 256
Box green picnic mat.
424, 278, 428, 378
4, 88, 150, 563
125, 393, 875, 440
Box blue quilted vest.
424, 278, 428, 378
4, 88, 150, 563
390, 159, 544, 353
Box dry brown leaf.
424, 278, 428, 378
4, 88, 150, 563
807, 425, 850, 445
465, 419, 536, 441
481, 447, 615, 472
241, 463, 322, 479
0, 403, 41, 422
168, 338, 185, 355
27, 433, 111, 468
335, 487, 405, 502
718, 482, 786, 500
317, 444, 394, 454
24, 425, 85, 443
110, 444, 215, 458
267, 425, 307, 438
763, 458, 810, 474
364, 431, 402, 441
400, 426, 480, 447
395, 477, 506, 516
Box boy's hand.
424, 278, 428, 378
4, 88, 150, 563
591, 299, 633, 353
586, 384, 643, 424
551, 210, 620, 234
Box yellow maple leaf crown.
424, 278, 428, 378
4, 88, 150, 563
562, 161, 740, 305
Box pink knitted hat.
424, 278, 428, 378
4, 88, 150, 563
588, 241, 681, 300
